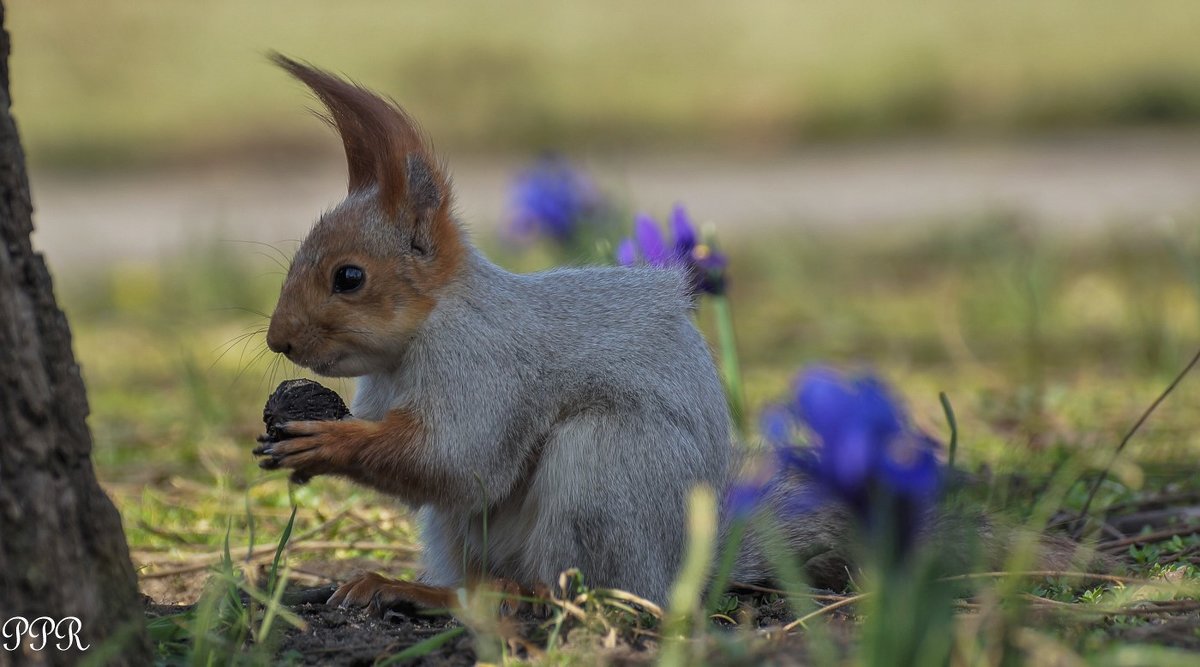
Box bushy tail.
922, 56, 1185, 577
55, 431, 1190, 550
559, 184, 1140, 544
726, 472, 1116, 592
726, 471, 857, 591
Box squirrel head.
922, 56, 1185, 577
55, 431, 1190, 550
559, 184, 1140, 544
265, 55, 465, 376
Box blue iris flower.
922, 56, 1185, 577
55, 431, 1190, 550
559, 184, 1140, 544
752, 367, 942, 554
724, 477, 773, 522
616, 204, 727, 296
509, 155, 603, 244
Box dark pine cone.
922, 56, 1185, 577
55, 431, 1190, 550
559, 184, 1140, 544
261, 379, 351, 442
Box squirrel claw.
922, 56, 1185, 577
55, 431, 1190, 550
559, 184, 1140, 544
274, 421, 309, 439
289, 471, 312, 485
495, 578, 523, 617
529, 582, 554, 619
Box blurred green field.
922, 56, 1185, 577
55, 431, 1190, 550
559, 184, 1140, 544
13, 0, 1200, 167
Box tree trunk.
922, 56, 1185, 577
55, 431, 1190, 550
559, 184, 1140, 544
0, 3, 151, 664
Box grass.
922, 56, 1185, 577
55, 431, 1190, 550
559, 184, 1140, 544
56, 210, 1200, 662
140, 504, 305, 665
12, 1, 1200, 168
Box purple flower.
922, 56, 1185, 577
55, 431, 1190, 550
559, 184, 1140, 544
724, 477, 773, 521
616, 204, 727, 296
771, 367, 942, 554
509, 156, 603, 244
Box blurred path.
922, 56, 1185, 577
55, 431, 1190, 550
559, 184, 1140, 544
30, 130, 1200, 269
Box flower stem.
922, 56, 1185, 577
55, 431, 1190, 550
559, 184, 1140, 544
711, 294, 747, 438
938, 391, 958, 470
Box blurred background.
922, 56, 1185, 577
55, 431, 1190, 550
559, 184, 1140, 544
17, 1, 1200, 263
11, 1, 1200, 593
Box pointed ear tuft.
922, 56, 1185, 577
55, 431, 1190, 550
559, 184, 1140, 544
269, 52, 446, 216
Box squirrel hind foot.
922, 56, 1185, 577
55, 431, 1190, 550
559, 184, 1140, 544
326, 572, 557, 620
327, 572, 455, 618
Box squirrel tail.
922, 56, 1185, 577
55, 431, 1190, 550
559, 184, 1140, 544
725, 472, 1117, 592
726, 471, 856, 591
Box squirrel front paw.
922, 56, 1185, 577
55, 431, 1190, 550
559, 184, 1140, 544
254, 420, 350, 484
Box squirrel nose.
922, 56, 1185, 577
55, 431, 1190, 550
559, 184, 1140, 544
266, 323, 292, 355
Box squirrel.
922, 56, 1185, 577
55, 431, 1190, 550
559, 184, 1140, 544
260, 54, 742, 610
257, 56, 1100, 613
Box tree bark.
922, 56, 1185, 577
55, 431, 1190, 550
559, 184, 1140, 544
0, 3, 151, 664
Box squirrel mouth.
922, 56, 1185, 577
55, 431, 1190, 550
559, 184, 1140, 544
279, 349, 322, 372
305, 353, 345, 376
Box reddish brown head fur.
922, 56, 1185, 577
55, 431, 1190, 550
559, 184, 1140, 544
271, 54, 441, 213
266, 55, 466, 376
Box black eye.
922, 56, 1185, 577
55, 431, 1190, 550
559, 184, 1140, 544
332, 265, 365, 293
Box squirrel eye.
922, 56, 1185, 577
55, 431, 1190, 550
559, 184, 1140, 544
332, 265, 365, 293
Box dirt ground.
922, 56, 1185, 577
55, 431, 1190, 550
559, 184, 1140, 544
141, 577, 837, 666
140, 561, 827, 665
276, 599, 473, 667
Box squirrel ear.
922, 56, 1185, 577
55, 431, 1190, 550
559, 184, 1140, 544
405, 152, 445, 254
270, 53, 448, 219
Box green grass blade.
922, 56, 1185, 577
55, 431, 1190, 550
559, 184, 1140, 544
705, 517, 747, 615
659, 486, 717, 667
244, 490, 257, 562
711, 294, 747, 438
268, 504, 298, 595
